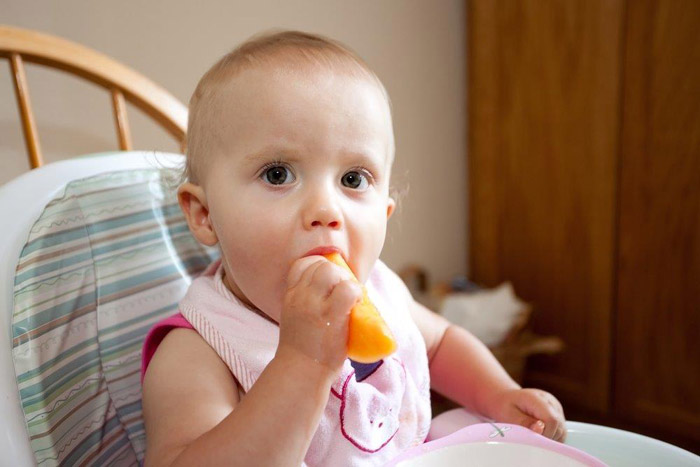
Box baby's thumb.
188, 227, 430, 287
507, 404, 544, 434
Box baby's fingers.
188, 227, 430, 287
553, 421, 567, 442
540, 409, 566, 440
516, 390, 566, 441
538, 393, 566, 441
530, 419, 566, 442
287, 256, 325, 289
327, 279, 362, 317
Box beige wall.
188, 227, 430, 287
1, 0, 467, 287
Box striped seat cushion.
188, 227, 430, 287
12, 169, 219, 466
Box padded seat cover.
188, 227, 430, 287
11, 168, 218, 465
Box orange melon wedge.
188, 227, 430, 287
323, 252, 397, 363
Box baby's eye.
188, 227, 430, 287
262, 165, 295, 185
341, 171, 369, 190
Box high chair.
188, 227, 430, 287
0, 151, 220, 465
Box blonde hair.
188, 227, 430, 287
184, 30, 394, 184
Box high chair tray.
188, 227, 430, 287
385, 423, 606, 466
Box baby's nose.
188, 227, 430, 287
311, 217, 339, 228
306, 206, 342, 229
302, 182, 343, 230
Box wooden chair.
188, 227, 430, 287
0, 25, 187, 169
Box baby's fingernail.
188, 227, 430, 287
531, 420, 545, 432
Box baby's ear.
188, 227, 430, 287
178, 182, 218, 246
386, 197, 396, 220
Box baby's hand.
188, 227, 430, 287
276, 256, 363, 377
490, 388, 567, 442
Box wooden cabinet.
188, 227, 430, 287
467, 0, 699, 453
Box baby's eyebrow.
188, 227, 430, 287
241, 146, 300, 165
340, 150, 386, 173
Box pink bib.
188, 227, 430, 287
179, 259, 431, 466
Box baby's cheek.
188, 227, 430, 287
219, 234, 288, 314
348, 221, 386, 282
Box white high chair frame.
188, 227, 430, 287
0, 151, 184, 466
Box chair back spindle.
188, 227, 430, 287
111, 88, 133, 150
8, 52, 43, 168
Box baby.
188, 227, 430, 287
141, 30, 566, 466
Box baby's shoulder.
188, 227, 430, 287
155, 327, 215, 367
144, 327, 240, 400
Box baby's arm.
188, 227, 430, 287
410, 299, 566, 440
410, 298, 518, 413
143, 256, 362, 466
143, 328, 334, 466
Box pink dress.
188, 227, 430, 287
141, 259, 432, 466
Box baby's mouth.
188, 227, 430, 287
302, 245, 345, 261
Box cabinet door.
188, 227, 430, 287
615, 0, 700, 449
468, 0, 624, 413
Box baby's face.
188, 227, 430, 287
198, 65, 395, 320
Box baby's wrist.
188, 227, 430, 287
481, 384, 521, 418
274, 345, 339, 387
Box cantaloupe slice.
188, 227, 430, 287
323, 252, 397, 363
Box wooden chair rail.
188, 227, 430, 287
0, 25, 187, 168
